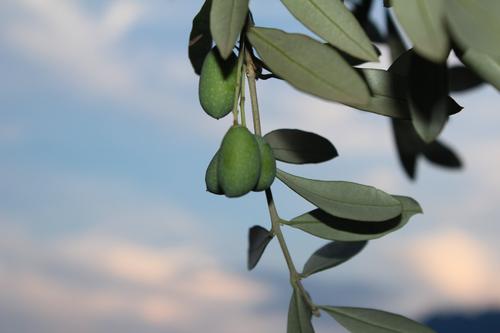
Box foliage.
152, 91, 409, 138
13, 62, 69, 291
189, 0, 499, 331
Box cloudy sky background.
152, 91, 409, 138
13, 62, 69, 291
1, 1, 499, 332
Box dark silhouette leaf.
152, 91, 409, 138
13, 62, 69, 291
189, 0, 213, 75
263, 129, 338, 164
285, 195, 422, 241
408, 52, 449, 143
302, 241, 367, 277
277, 169, 402, 222
423, 141, 462, 168
280, 0, 378, 61
320, 306, 436, 333
247, 225, 273, 270
247, 27, 370, 106
392, 119, 422, 179
210, 0, 249, 59
288, 290, 315, 333
449, 66, 484, 92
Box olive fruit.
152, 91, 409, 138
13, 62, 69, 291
218, 126, 261, 197
205, 151, 223, 195
198, 48, 237, 119
254, 136, 276, 191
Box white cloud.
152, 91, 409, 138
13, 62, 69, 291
406, 230, 500, 309
0, 218, 277, 333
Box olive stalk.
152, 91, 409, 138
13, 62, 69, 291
232, 42, 246, 126
245, 48, 320, 317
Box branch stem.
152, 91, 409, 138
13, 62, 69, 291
245, 47, 319, 317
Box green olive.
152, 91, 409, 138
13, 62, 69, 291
205, 150, 223, 195
254, 136, 277, 191
198, 48, 237, 119
218, 125, 261, 197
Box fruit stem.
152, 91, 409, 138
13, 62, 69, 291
245, 50, 262, 137
240, 63, 247, 127
265, 189, 321, 317
232, 42, 246, 126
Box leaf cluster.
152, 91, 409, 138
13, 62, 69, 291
188, 0, 500, 332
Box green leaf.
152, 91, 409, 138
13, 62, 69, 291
354, 69, 411, 119
276, 169, 402, 222
459, 49, 500, 91
280, 0, 378, 61
386, 12, 406, 61
247, 27, 370, 106
448, 66, 484, 92
408, 52, 450, 143
210, 0, 249, 59
285, 196, 422, 242
446, 0, 500, 58
189, 0, 213, 75
263, 129, 338, 164
393, 0, 449, 63
302, 241, 367, 277
320, 306, 436, 333
288, 290, 315, 333
247, 226, 273, 270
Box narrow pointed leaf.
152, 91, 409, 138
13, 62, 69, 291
285, 196, 422, 242
354, 69, 411, 119
210, 0, 249, 59
423, 141, 462, 169
459, 49, 500, 91
320, 306, 436, 333
354, 68, 462, 120
189, 0, 213, 75
448, 66, 484, 92
288, 290, 315, 333
280, 0, 378, 61
302, 241, 367, 277
446, 0, 500, 58
247, 27, 370, 106
263, 129, 338, 164
277, 169, 402, 222
392, 119, 423, 179
393, 0, 449, 62
408, 52, 449, 143
248, 226, 273, 270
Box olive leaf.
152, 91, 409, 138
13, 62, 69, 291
284, 195, 422, 242
276, 169, 402, 222
189, 0, 213, 75
280, 0, 378, 61
302, 241, 367, 277
247, 27, 370, 106
408, 52, 450, 143
288, 290, 315, 333
459, 49, 500, 91
392, 0, 449, 63
352, 69, 462, 120
210, 0, 249, 59
248, 225, 273, 270
320, 306, 436, 333
263, 129, 338, 164
392, 119, 419, 179
422, 141, 462, 168
446, 0, 500, 58
448, 66, 484, 92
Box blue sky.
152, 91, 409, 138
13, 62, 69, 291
1, 1, 500, 332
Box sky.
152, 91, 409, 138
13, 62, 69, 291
0, 1, 499, 332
